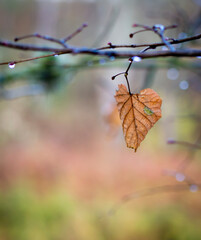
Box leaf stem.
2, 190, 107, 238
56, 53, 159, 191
124, 72, 131, 94
124, 59, 133, 94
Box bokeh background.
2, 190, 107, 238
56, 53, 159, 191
0, 0, 201, 239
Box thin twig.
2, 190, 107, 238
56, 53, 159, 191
111, 57, 133, 93
111, 47, 150, 92
98, 33, 201, 50
0, 48, 201, 67
0, 53, 58, 66
153, 24, 175, 51
14, 23, 88, 48
0, 33, 201, 67
108, 183, 200, 215
129, 29, 152, 38
0, 33, 200, 53
130, 24, 177, 51
124, 61, 133, 94
15, 33, 68, 48
167, 140, 201, 150
62, 23, 88, 43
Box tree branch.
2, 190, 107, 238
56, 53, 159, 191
0, 29, 200, 67
14, 23, 88, 48
108, 183, 200, 215
1, 33, 200, 52
99, 33, 201, 50
0, 48, 201, 67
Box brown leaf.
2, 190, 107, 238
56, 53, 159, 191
115, 84, 162, 151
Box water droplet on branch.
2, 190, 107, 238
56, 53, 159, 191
153, 24, 165, 32
110, 56, 115, 61
8, 62, 16, 69
132, 56, 142, 62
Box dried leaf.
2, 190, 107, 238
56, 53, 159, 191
115, 84, 162, 151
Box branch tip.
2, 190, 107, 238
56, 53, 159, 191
167, 139, 176, 144
82, 22, 88, 28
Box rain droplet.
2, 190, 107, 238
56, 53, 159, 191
175, 172, 185, 182
162, 46, 168, 51
154, 24, 165, 31
132, 56, 142, 62
179, 80, 189, 90
167, 68, 179, 80
197, 56, 201, 59
54, 54, 59, 57
8, 62, 15, 69
189, 184, 198, 192
110, 56, 115, 61
99, 59, 106, 65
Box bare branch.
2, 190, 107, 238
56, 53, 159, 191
0, 53, 57, 66
130, 23, 178, 51
1, 32, 200, 53
167, 139, 201, 150
0, 39, 64, 52
62, 23, 88, 43
0, 28, 200, 67
1, 48, 201, 67
108, 183, 200, 215
15, 33, 68, 48
14, 22, 88, 48
98, 33, 201, 50
0, 48, 200, 67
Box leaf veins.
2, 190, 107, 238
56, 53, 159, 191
115, 84, 162, 152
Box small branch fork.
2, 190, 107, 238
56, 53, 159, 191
98, 33, 201, 50
111, 48, 148, 94
0, 23, 200, 67
14, 23, 88, 48
111, 58, 133, 94
110, 23, 179, 92
130, 24, 178, 51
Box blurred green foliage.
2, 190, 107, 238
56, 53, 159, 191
0, 57, 64, 89
0, 186, 201, 240
0, 187, 74, 240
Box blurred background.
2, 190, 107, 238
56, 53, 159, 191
0, 0, 201, 239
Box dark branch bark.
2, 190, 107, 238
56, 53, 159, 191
1, 33, 200, 52
0, 33, 200, 66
